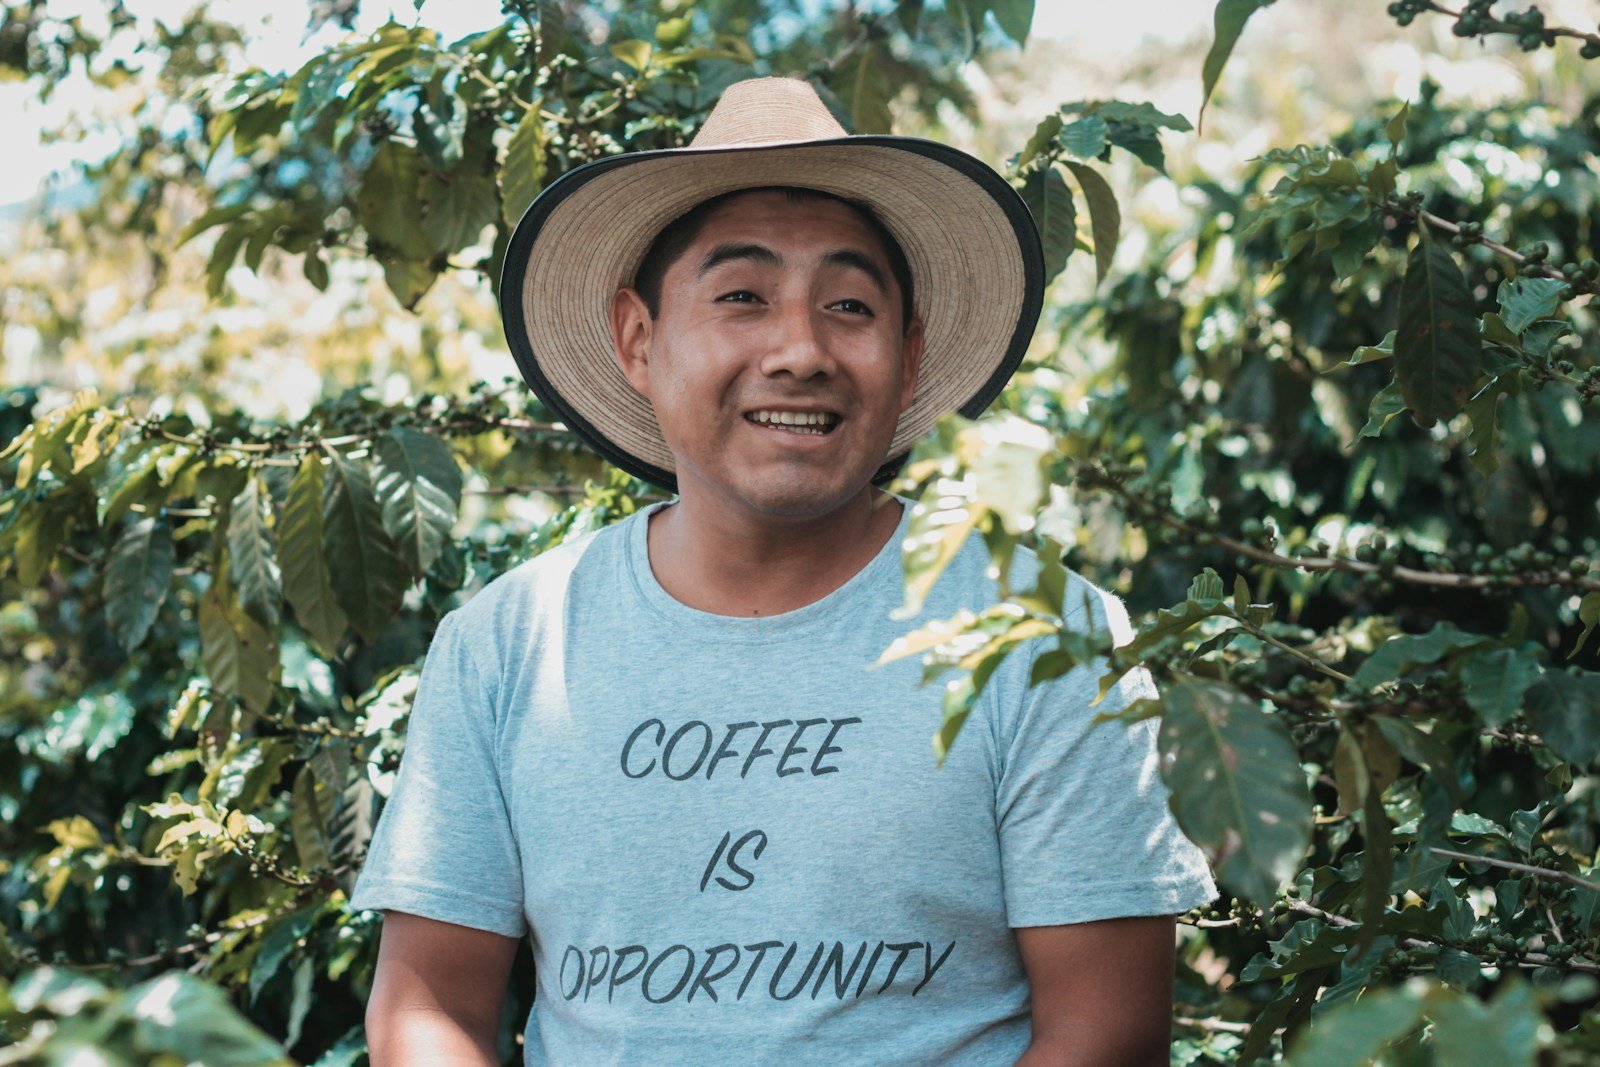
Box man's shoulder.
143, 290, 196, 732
448, 515, 625, 637
940, 526, 1129, 639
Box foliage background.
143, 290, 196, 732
2, 0, 1599, 1063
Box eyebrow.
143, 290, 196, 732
695, 242, 890, 297
697, 242, 781, 275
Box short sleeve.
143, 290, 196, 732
994, 578, 1218, 927
348, 610, 528, 938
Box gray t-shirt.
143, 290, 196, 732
349, 494, 1216, 1065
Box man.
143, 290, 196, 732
351, 76, 1217, 1065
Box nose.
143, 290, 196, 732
759, 298, 838, 382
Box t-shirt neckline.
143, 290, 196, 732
624, 494, 914, 639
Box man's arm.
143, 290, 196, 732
365, 911, 521, 1066
1012, 915, 1178, 1067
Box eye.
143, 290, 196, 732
831, 298, 874, 316
716, 290, 761, 304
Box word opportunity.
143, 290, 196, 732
555, 715, 959, 1006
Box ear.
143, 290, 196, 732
611, 287, 654, 395
897, 315, 925, 414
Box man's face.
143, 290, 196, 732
611, 190, 924, 518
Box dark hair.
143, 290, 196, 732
631, 185, 915, 335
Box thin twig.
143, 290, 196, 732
1429, 846, 1600, 895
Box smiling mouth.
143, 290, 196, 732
743, 412, 842, 437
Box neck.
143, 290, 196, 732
645, 483, 904, 618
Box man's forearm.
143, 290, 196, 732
366, 1007, 501, 1066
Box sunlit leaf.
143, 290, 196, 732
320, 444, 406, 644
1157, 673, 1313, 903
280, 454, 347, 656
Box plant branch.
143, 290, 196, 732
1428, 846, 1600, 895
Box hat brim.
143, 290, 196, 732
499, 135, 1045, 494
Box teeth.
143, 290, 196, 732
748, 410, 837, 429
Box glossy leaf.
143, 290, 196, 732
279, 454, 347, 656
1524, 668, 1600, 767
1157, 674, 1313, 903
199, 556, 279, 716
1393, 228, 1481, 429
373, 427, 462, 577
320, 444, 406, 644
499, 104, 549, 227
1460, 646, 1542, 728
1200, 0, 1276, 130
104, 516, 175, 653
1018, 165, 1076, 282
1064, 161, 1120, 284
227, 474, 281, 631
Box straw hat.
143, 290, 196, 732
498, 75, 1044, 492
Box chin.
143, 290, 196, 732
723, 468, 865, 518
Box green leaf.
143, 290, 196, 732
1463, 372, 1522, 476
1354, 778, 1393, 955
227, 474, 282, 631
1284, 981, 1424, 1066
378, 258, 439, 311
989, 0, 1035, 44
285, 957, 314, 1049
838, 42, 893, 134
499, 104, 548, 227
1384, 100, 1410, 153
1156, 673, 1313, 904
1346, 330, 1395, 367
1064, 162, 1120, 285
1524, 668, 1600, 767
98, 442, 173, 528
1349, 622, 1492, 690
1428, 977, 1542, 1067
609, 39, 652, 71
1057, 116, 1107, 160
420, 162, 498, 257
373, 428, 461, 577
320, 444, 406, 644
1085, 101, 1192, 131
248, 905, 320, 1005
1497, 276, 1568, 334
1014, 113, 1061, 171
1200, 0, 1275, 131
1460, 646, 1542, 728
1239, 967, 1330, 1065
1359, 380, 1407, 437
279, 455, 347, 656
291, 763, 333, 874
1018, 166, 1076, 282
205, 224, 249, 299
1332, 728, 1369, 816
1570, 591, 1600, 660
355, 141, 438, 308
1102, 122, 1169, 174
1393, 228, 1482, 429
127, 971, 290, 1065
1434, 946, 1483, 991
1520, 318, 1570, 360
895, 480, 983, 620
104, 516, 174, 653
199, 555, 279, 716
303, 248, 330, 291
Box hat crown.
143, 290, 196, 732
688, 76, 848, 148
